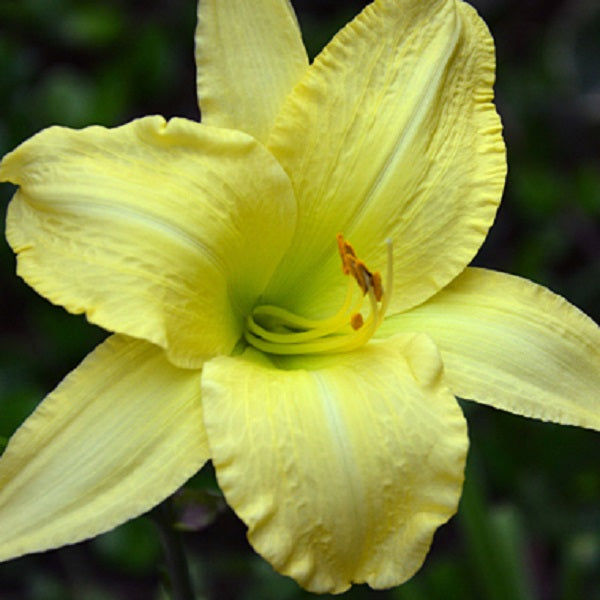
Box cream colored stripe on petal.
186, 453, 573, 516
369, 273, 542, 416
381, 268, 600, 431
0, 335, 208, 562
202, 334, 467, 593
265, 0, 505, 320
195, 0, 308, 142
1, 116, 297, 368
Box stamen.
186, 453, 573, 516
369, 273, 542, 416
245, 235, 393, 355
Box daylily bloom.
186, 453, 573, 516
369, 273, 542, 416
0, 0, 599, 594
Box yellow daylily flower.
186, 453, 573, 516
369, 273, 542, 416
0, 0, 598, 594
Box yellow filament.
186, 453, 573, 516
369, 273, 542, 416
245, 235, 392, 355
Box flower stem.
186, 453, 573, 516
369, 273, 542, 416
150, 496, 196, 600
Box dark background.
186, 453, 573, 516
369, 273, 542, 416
0, 0, 598, 598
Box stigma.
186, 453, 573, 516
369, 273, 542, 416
245, 234, 393, 355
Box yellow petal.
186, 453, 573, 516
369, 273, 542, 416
381, 268, 600, 431
1, 116, 296, 368
0, 335, 208, 562
195, 0, 308, 143
265, 0, 505, 319
201, 334, 467, 593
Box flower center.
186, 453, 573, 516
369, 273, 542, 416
244, 234, 392, 355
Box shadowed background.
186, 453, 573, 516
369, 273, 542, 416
0, 0, 598, 598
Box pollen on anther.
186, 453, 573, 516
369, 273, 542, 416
371, 271, 383, 302
350, 313, 364, 330
337, 233, 386, 301
336, 232, 355, 275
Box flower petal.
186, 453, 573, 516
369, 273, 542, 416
201, 334, 467, 593
0, 335, 207, 562
1, 116, 297, 368
195, 0, 308, 143
380, 268, 600, 431
265, 0, 505, 318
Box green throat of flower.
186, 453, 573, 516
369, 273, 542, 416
245, 235, 393, 355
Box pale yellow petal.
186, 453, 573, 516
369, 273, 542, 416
1, 116, 296, 368
380, 268, 600, 431
265, 0, 505, 319
0, 335, 208, 561
201, 334, 467, 593
195, 0, 308, 142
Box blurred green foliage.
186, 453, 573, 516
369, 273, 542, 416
0, 0, 599, 599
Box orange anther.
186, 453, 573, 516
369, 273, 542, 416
371, 271, 383, 302
336, 233, 356, 275
351, 261, 369, 295
337, 233, 384, 300
350, 313, 364, 330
